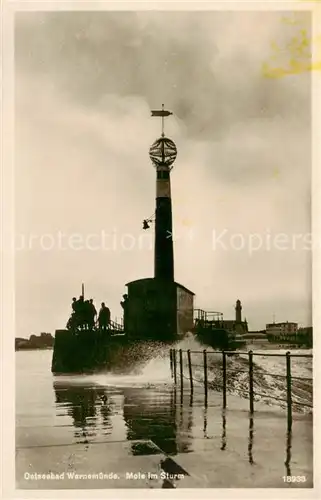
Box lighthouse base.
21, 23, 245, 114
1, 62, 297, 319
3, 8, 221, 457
125, 278, 194, 341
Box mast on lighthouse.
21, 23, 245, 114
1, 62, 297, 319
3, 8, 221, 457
149, 105, 177, 282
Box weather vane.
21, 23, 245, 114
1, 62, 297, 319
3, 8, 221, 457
149, 104, 177, 169
151, 104, 173, 137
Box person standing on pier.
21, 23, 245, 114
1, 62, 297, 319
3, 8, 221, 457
98, 302, 110, 331
71, 297, 78, 327
77, 295, 85, 329
72, 297, 77, 313
88, 299, 97, 329
67, 297, 78, 330
120, 294, 129, 331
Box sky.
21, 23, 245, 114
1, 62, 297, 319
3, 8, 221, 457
15, 10, 312, 337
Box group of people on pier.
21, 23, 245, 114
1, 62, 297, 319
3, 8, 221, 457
67, 295, 111, 331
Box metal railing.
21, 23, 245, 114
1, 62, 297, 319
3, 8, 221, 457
169, 349, 313, 431
68, 317, 124, 333
109, 318, 124, 332
194, 308, 224, 322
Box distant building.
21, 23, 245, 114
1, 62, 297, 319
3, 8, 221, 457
15, 332, 54, 350
266, 322, 312, 346
297, 326, 313, 347
297, 326, 312, 337
221, 319, 248, 333
266, 321, 298, 340
15, 337, 29, 350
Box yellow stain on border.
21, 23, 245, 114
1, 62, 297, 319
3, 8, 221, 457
181, 218, 193, 227
262, 15, 321, 78
263, 60, 321, 78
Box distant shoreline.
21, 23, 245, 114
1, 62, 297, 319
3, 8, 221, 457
15, 333, 54, 351
16, 346, 54, 351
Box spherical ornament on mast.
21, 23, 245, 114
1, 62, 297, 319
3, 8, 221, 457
149, 136, 177, 169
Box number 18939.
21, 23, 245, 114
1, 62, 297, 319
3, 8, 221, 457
283, 476, 306, 483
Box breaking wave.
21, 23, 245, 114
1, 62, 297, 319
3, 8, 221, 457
53, 333, 312, 413
185, 346, 313, 413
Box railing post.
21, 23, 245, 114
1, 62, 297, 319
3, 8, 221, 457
286, 351, 292, 432
187, 349, 194, 393
285, 427, 292, 477
248, 414, 254, 464
220, 410, 226, 451
173, 349, 177, 384
179, 349, 184, 393
248, 350, 254, 414
170, 349, 173, 378
203, 349, 208, 407
222, 350, 227, 409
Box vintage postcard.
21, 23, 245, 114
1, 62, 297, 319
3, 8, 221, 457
1, 1, 320, 498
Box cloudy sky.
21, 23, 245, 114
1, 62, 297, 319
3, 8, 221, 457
15, 10, 312, 337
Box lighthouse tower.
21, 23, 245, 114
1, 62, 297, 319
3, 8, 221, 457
235, 299, 242, 323
149, 106, 177, 281
124, 105, 194, 341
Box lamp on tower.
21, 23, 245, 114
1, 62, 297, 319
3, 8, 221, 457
142, 213, 155, 230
